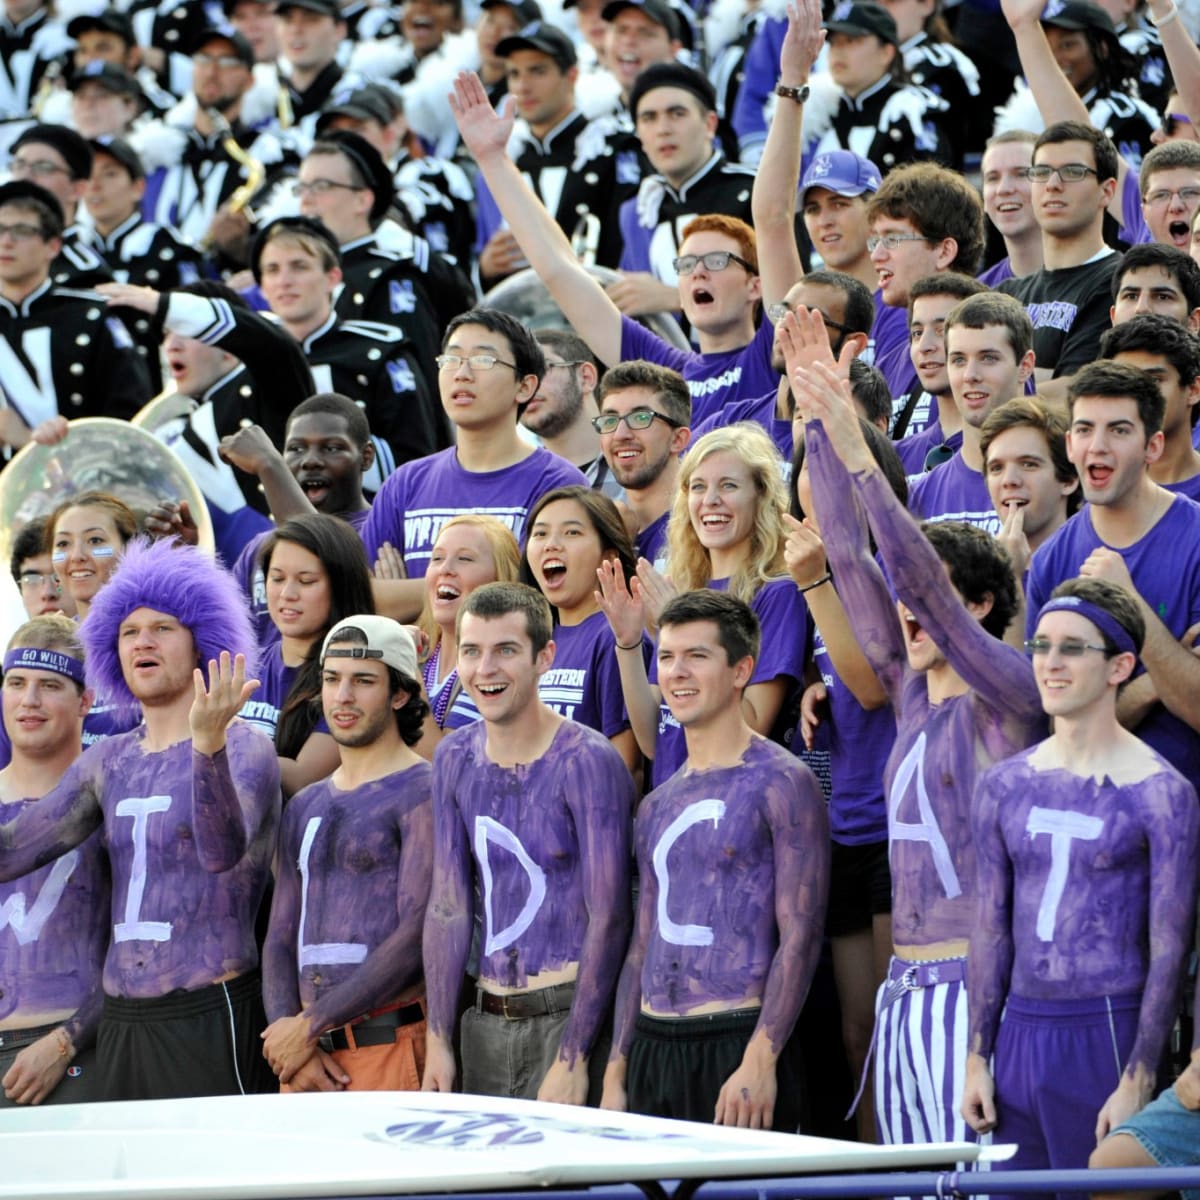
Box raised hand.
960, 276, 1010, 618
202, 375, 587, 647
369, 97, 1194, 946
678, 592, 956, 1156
190, 651, 261, 755
634, 558, 678, 629
792, 359, 874, 473
95, 281, 162, 314
780, 0, 826, 86
596, 558, 646, 646
449, 71, 515, 162
1000, 0, 1048, 30
783, 513, 828, 588
144, 499, 200, 546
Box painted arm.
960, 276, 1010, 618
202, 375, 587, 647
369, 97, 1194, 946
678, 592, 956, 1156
715, 763, 829, 1127
449, 71, 623, 368
0, 757, 102, 882
751, 0, 824, 308
262, 811, 304, 1024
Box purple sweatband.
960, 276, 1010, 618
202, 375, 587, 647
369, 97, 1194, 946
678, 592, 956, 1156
2, 647, 87, 685
1034, 596, 1138, 657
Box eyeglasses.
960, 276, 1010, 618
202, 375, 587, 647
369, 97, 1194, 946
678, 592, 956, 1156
435, 353, 518, 372
1144, 186, 1200, 207
9, 158, 69, 179
292, 178, 364, 197
672, 250, 756, 276
193, 52, 247, 68
0, 222, 46, 242
1023, 638, 1111, 657
1019, 163, 1098, 183
591, 409, 681, 434
766, 301, 852, 335
866, 233, 932, 253
544, 360, 586, 371
17, 572, 58, 591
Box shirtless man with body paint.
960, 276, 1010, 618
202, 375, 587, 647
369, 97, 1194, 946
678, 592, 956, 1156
262, 616, 433, 1093
0, 617, 107, 1106
421, 582, 633, 1106
0, 538, 281, 1100
600, 589, 828, 1131
963, 576, 1199, 1179
783, 308, 1044, 1146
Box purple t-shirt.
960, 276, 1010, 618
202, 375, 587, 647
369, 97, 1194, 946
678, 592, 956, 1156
233, 509, 371, 650
637, 512, 670, 572
810, 627, 893, 845
1118, 168, 1152, 246
363, 447, 587, 576
539, 611, 634, 739
896, 425, 963, 476
0, 801, 108, 1032
1026, 496, 1200, 781
691, 389, 793, 460
1163, 473, 1200, 503
619, 315, 778, 428
908, 451, 1001, 533
652, 576, 810, 786
977, 257, 1015, 287
238, 642, 329, 741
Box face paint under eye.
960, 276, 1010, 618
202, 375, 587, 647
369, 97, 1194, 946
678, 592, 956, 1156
91, 546, 117, 558
51, 552, 67, 563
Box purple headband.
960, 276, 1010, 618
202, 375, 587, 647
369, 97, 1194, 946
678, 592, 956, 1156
1034, 595, 1138, 657
3, 646, 87, 685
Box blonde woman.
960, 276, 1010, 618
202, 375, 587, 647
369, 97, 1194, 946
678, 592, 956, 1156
598, 422, 811, 786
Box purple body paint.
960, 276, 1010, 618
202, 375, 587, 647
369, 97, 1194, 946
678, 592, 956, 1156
805, 420, 1045, 947
0, 722, 281, 998
610, 737, 828, 1060
0, 798, 108, 1048
969, 751, 1199, 1077
263, 763, 433, 1031
423, 719, 633, 1062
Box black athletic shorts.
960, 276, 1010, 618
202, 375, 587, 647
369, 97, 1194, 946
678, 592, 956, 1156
98, 969, 276, 1100
825, 839, 892, 937
626, 1008, 807, 1132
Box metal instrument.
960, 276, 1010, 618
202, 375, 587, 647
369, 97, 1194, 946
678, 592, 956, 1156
0, 417, 215, 562
206, 106, 265, 223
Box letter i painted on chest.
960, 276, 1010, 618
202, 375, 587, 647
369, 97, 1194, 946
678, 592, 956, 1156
298, 817, 368, 967
113, 796, 173, 943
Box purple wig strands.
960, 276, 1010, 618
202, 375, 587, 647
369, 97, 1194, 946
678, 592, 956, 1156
81, 538, 258, 710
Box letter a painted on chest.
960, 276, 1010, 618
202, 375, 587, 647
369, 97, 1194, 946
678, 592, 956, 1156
474, 817, 547, 957
889, 732, 962, 899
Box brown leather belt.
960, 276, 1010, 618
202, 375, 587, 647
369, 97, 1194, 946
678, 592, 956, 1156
318, 999, 425, 1052
475, 982, 575, 1020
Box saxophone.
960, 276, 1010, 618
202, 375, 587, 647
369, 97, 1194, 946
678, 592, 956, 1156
207, 106, 266, 222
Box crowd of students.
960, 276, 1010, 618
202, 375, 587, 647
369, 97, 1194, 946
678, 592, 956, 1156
0, 0, 1199, 1189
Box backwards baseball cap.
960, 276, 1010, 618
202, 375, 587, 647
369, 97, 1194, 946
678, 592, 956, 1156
315, 128, 395, 222
1038, 0, 1118, 35
481, 0, 543, 23
11, 123, 93, 180
800, 150, 882, 198
601, 0, 680, 41
67, 8, 136, 43
68, 61, 141, 99
495, 21, 577, 69
823, 1, 898, 46
90, 135, 146, 180
321, 615, 418, 679
190, 24, 255, 66
249, 214, 342, 282
628, 60, 716, 118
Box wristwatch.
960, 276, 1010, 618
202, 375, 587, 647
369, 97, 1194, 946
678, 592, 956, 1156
775, 83, 810, 104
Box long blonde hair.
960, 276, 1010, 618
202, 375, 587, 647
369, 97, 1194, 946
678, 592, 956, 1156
417, 514, 522, 659
665, 422, 790, 604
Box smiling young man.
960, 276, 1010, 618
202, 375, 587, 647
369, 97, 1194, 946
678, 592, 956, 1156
801, 150, 882, 293
1025, 361, 1200, 784
262, 616, 433, 1093
908, 291, 1036, 534
602, 0, 682, 108
422, 582, 634, 1105
601, 590, 828, 1130
363, 310, 587, 621
0, 540, 281, 1100
979, 131, 1043, 285
1102, 313, 1200, 500
963, 576, 1198, 1174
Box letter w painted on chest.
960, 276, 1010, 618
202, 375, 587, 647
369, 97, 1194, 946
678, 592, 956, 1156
1026, 806, 1104, 942
889, 732, 961, 899
474, 817, 547, 957
652, 799, 725, 947
298, 817, 367, 967
0, 851, 80, 945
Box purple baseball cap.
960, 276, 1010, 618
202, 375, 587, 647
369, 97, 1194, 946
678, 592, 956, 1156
800, 150, 883, 199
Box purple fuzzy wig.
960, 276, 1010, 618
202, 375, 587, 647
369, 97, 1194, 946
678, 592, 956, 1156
80, 538, 258, 709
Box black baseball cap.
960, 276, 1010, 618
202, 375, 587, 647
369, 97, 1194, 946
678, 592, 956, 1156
67, 9, 136, 44
68, 61, 141, 99
601, 0, 680, 41
190, 24, 256, 66
276, 0, 342, 18
250, 215, 342, 282
481, 0, 542, 23
1038, 0, 1118, 35
11, 123, 93, 180
316, 85, 395, 133
495, 22, 577, 69
90, 135, 146, 180
823, 1, 899, 46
